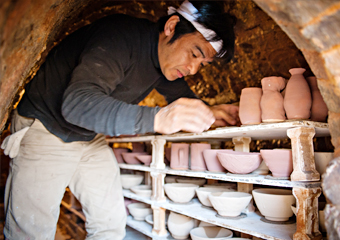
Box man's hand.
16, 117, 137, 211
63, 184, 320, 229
154, 98, 215, 135
209, 104, 240, 127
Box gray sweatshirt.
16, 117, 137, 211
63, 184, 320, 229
18, 14, 198, 142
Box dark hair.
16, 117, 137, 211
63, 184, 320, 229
158, 1, 236, 62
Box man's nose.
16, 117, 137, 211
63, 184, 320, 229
188, 60, 201, 75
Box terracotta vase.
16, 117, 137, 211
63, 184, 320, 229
113, 147, 129, 163
284, 68, 312, 120
307, 76, 328, 122
170, 143, 189, 170
239, 87, 262, 125
190, 143, 211, 171
260, 76, 286, 122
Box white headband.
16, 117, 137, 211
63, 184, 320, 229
168, 0, 224, 55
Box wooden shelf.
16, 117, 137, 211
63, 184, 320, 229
123, 190, 295, 240
108, 121, 329, 143
126, 215, 169, 240
119, 164, 321, 189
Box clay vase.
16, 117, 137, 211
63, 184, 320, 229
260, 76, 286, 122
167, 211, 195, 240
113, 147, 129, 163
307, 76, 328, 122
190, 143, 211, 171
239, 87, 262, 125
284, 68, 312, 120
170, 143, 190, 170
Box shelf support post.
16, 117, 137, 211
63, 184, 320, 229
232, 136, 251, 152
150, 172, 166, 202
151, 138, 166, 169
287, 127, 320, 181
293, 187, 322, 240
151, 205, 168, 237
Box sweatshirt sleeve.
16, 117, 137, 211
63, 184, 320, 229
61, 25, 160, 137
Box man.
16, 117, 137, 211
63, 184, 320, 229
1, 0, 238, 239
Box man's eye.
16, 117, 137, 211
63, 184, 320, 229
192, 52, 197, 58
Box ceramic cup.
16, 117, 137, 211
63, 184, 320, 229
190, 143, 211, 171
170, 143, 190, 170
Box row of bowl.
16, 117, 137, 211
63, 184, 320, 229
164, 182, 297, 222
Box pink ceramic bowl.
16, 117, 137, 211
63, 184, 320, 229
122, 152, 148, 164
260, 149, 293, 177
203, 149, 233, 172
136, 154, 152, 166
217, 151, 262, 174
113, 148, 129, 163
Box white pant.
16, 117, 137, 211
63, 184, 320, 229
4, 111, 126, 239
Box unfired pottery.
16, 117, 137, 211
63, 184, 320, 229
260, 76, 286, 122
216, 151, 262, 174
314, 152, 334, 176
307, 76, 328, 122
260, 149, 293, 177
120, 174, 144, 189
170, 143, 190, 170
130, 185, 152, 198
113, 147, 129, 163
203, 149, 233, 173
196, 187, 235, 207
239, 87, 262, 125
284, 68, 312, 120
190, 143, 211, 171
127, 202, 152, 221
189, 226, 233, 240
208, 192, 252, 217
252, 188, 296, 221
168, 212, 195, 240
136, 154, 152, 166
164, 183, 199, 203
121, 152, 148, 165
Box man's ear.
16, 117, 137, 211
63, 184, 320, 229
164, 15, 180, 36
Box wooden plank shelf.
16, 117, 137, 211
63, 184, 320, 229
126, 215, 169, 240
107, 121, 329, 143
119, 164, 321, 189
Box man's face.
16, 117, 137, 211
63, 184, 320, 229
158, 31, 217, 81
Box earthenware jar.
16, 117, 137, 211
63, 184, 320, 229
190, 143, 211, 171
168, 212, 195, 240
170, 143, 189, 170
239, 87, 262, 125
260, 76, 286, 122
307, 76, 328, 122
284, 68, 312, 120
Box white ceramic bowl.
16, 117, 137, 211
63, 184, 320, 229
127, 202, 152, 221
190, 226, 233, 240
130, 185, 152, 198
164, 183, 199, 203
252, 188, 296, 221
120, 174, 144, 189
209, 192, 252, 217
176, 177, 206, 186
196, 187, 235, 207
168, 211, 195, 239
314, 152, 334, 176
